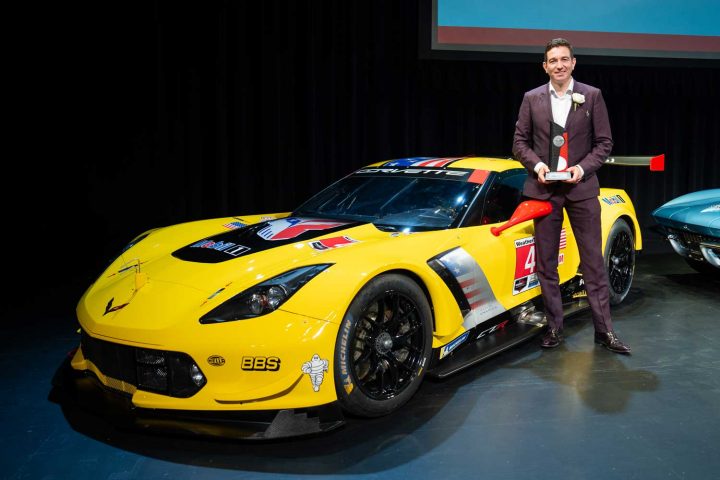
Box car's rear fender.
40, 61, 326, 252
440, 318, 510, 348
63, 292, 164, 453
599, 189, 642, 251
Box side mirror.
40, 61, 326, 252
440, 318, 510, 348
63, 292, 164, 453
490, 200, 552, 236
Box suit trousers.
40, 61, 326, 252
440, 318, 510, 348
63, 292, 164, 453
533, 192, 613, 333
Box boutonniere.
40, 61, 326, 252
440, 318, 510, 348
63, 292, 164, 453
572, 92, 585, 111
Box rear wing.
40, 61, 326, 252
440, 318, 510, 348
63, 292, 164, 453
603, 154, 665, 171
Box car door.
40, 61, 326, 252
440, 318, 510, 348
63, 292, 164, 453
457, 170, 578, 315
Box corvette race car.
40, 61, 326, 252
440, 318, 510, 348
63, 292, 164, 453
652, 189, 720, 276
57, 155, 660, 439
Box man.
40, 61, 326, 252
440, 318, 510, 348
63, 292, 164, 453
512, 38, 631, 354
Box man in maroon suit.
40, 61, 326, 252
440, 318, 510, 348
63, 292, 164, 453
513, 38, 631, 354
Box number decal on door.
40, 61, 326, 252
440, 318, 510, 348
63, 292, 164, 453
514, 237, 540, 295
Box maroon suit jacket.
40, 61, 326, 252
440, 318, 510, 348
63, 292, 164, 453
512, 80, 613, 201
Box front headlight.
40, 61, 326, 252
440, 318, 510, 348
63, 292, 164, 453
199, 264, 332, 324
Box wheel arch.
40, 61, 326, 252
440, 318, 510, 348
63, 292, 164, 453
379, 268, 437, 332
601, 211, 642, 253
618, 213, 642, 251
362, 266, 469, 340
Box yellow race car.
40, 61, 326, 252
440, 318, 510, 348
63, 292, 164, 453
58, 156, 657, 439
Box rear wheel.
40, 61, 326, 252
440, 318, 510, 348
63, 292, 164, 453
604, 219, 635, 305
335, 274, 432, 417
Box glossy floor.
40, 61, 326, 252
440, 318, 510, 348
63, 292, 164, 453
3, 251, 719, 480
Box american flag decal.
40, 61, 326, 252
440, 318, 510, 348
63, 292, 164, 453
382, 157, 464, 168
436, 248, 506, 330
223, 221, 245, 230
559, 228, 567, 249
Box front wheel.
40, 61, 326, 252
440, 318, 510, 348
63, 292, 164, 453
604, 219, 635, 305
335, 274, 432, 417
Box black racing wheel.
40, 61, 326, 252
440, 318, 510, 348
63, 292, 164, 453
334, 274, 432, 417
604, 219, 635, 305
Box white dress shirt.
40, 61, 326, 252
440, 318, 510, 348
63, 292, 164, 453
534, 78, 583, 178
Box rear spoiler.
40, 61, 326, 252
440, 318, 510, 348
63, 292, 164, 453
603, 154, 665, 171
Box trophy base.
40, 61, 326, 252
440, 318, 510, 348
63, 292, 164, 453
546, 171, 572, 181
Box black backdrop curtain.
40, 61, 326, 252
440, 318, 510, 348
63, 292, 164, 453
14, 0, 720, 306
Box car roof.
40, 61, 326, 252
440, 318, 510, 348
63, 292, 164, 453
365, 156, 523, 173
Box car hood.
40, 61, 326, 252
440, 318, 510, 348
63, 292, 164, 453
652, 189, 720, 237
78, 216, 455, 340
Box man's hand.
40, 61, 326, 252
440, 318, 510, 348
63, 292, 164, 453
537, 164, 552, 184
563, 165, 583, 184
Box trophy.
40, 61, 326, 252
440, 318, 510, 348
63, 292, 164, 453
546, 121, 572, 181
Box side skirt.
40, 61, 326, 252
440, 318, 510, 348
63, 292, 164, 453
427, 277, 589, 380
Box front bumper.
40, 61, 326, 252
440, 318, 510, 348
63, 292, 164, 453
50, 355, 345, 440
665, 227, 720, 268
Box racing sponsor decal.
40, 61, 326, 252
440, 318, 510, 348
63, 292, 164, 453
189, 239, 250, 257
513, 230, 566, 295
301, 354, 329, 392
173, 217, 360, 263
242, 356, 281, 371
207, 355, 226, 366
434, 248, 505, 330
258, 218, 348, 241
513, 236, 540, 295
310, 235, 359, 251
338, 321, 354, 394
476, 319, 509, 339
223, 221, 245, 230
439, 331, 470, 359
601, 194, 626, 205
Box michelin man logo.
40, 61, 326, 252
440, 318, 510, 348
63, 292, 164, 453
301, 354, 329, 392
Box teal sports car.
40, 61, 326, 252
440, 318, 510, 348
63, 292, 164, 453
652, 189, 720, 275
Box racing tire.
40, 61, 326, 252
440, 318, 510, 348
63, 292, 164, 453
604, 219, 635, 305
684, 258, 720, 277
334, 274, 432, 418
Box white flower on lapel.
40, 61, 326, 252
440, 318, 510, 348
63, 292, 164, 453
572, 92, 585, 111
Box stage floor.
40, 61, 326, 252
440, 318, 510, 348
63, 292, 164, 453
3, 250, 719, 480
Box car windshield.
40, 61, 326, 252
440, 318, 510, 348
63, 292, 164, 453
293, 170, 483, 231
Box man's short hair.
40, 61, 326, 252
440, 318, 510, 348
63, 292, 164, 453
544, 38, 574, 61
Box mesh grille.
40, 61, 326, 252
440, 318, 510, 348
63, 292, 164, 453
669, 228, 715, 247
80, 330, 205, 398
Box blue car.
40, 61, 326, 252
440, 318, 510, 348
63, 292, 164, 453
652, 189, 720, 275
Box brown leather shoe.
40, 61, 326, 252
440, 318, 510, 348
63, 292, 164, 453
594, 331, 631, 354
541, 328, 563, 348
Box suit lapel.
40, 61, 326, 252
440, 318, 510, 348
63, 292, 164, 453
541, 88, 551, 126
564, 84, 584, 130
